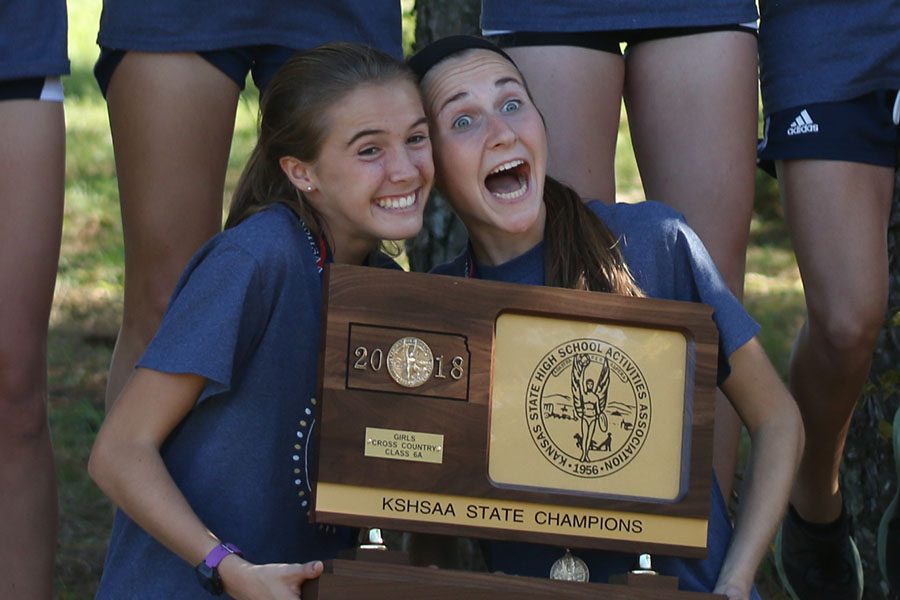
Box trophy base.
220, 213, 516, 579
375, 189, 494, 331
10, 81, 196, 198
609, 570, 679, 588
302, 558, 726, 599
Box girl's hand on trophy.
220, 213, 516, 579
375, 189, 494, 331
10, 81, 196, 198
220, 556, 324, 599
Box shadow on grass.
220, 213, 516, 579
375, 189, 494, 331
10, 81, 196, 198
49, 302, 116, 599
749, 217, 795, 251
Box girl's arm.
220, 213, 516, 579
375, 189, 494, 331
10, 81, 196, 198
89, 368, 323, 600
713, 338, 804, 600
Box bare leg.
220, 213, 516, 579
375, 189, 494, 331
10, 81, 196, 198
625, 31, 758, 499
778, 160, 893, 522
579, 417, 590, 460
504, 46, 625, 203
105, 52, 240, 408
0, 99, 65, 599
584, 419, 598, 461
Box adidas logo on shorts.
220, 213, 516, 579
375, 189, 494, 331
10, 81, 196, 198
787, 109, 819, 135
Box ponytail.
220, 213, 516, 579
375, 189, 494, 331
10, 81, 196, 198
542, 176, 643, 297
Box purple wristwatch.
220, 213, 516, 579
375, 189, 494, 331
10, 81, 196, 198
195, 542, 243, 595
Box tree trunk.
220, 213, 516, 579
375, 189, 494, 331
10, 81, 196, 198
414, 0, 481, 44
844, 167, 900, 599
405, 0, 480, 273
394, 0, 485, 568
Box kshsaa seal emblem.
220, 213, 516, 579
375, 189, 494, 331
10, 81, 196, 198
387, 336, 435, 388
526, 338, 651, 478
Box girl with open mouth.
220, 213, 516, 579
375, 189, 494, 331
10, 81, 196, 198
410, 35, 801, 600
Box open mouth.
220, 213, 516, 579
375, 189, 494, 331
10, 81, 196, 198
374, 191, 417, 210
485, 159, 530, 200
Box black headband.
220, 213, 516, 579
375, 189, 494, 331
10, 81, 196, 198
408, 35, 517, 82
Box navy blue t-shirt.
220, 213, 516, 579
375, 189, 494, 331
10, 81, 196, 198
759, 0, 900, 114
0, 0, 69, 79
481, 0, 758, 33
97, 0, 402, 58
431, 200, 760, 596
433, 200, 759, 386
96, 204, 394, 599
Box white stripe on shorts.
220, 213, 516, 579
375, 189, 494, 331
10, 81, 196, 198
40, 77, 64, 102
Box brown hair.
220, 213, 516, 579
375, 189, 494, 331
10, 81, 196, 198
542, 176, 643, 296
225, 43, 417, 236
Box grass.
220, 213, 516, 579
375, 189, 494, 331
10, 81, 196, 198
52, 0, 802, 596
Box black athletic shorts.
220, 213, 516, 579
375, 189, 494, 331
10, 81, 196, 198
0, 77, 64, 101
486, 23, 757, 55
94, 45, 300, 98
758, 90, 900, 176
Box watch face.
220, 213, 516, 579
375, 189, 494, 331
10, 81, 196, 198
195, 562, 225, 595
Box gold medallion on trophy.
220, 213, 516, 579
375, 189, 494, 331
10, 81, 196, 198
386, 336, 434, 388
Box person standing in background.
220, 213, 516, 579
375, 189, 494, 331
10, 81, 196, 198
0, 1, 68, 598
757, 1, 900, 598
479, 0, 759, 502
95, 0, 404, 409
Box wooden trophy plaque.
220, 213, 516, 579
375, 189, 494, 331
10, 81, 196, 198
303, 264, 726, 599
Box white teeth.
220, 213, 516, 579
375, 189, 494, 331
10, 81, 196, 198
375, 192, 416, 209
493, 174, 528, 200
489, 159, 524, 175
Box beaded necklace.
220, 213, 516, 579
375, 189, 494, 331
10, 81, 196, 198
298, 218, 328, 273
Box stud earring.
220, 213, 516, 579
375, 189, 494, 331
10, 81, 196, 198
306, 186, 313, 191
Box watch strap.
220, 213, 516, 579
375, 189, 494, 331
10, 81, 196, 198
203, 542, 243, 568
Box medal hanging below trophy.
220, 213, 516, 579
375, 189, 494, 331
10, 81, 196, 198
549, 549, 590, 582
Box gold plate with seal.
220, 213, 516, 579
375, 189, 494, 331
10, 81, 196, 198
386, 336, 434, 388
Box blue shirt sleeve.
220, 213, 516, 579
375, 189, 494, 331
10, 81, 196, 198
590, 201, 759, 385
668, 218, 760, 359
138, 240, 269, 403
